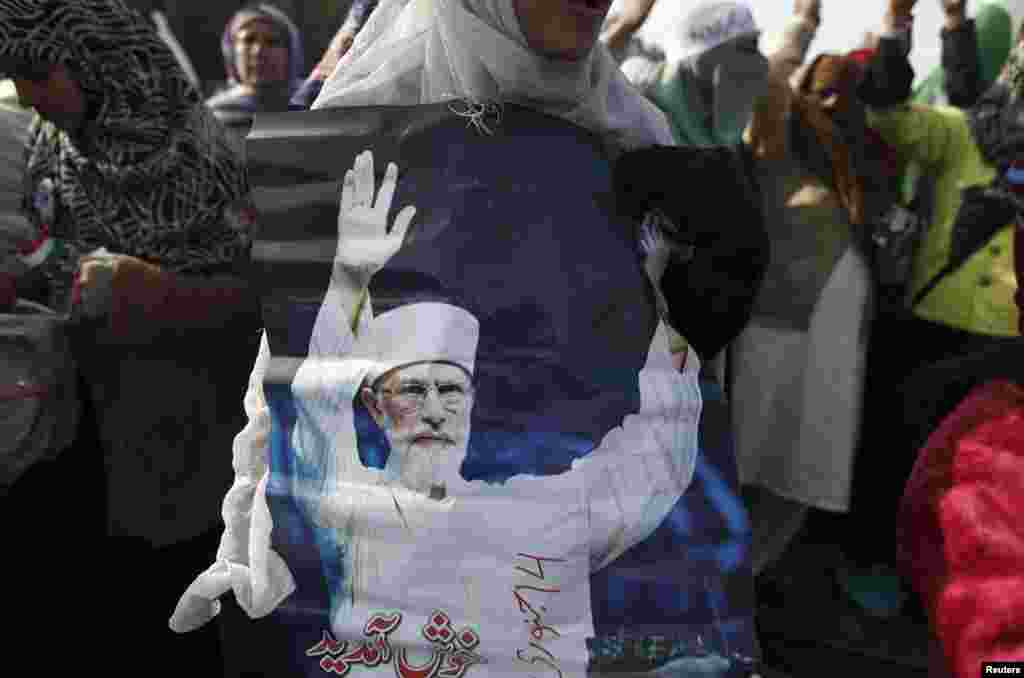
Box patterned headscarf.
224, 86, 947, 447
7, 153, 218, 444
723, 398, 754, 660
221, 3, 304, 92
0, 0, 251, 288
1002, 40, 1024, 98
968, 38, 1024, 170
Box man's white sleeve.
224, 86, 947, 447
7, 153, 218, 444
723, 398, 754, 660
584, 324, 702, 572
170, 283, 374, 632
169, 332, 296, 631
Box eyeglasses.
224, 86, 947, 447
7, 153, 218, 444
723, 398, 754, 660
377, 380, 474, 413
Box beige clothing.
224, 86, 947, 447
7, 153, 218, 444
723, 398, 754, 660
732, 14, 872, 527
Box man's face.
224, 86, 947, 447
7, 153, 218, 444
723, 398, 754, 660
14, 64, 87, 132
513, 0, 614, 61
363, 362, 474, 494
234, 19, 290, 88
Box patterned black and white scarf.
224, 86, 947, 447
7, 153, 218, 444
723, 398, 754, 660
970, 42, 1024, 171
0, 0, 251, 288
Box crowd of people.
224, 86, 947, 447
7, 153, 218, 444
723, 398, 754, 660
2, 0, 1024, 677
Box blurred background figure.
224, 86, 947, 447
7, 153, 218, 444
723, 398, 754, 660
602, 0, 658, 60
733, 0, 916, 578
914, 0, 1012, 108
0, 0, 260, 672
207, 3, 304, 142
290, 0, 379, 109
0, 83, 32, 310
132, 0, 202, 91
628, 1, 770, 147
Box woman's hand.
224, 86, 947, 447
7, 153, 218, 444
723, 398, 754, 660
794, 0, 822, 26
74, 248, 119, 319
940, 0, 966, 16
885, 0, 917, 32
335, 150, 416, 291
74, 251, 256, 342
941, 0, 967, 30
601, 0, 657, 52
315, 28, 356, 79
639, 210, 689, 292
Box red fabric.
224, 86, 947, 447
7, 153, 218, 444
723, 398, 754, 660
103, 258, 258, 343
0, 272, 15, 310
897, 380, 1024, 678
846, 48, 875, 66
845, 48, 901, 180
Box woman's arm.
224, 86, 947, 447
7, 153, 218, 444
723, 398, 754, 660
940, 7, 982, 108
601, 0, 657, 54
73, 252, 260, 345
312, 0, 380, 81
762, 0, 821, 83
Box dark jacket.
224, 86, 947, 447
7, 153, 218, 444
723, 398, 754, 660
614, 144, 769, 362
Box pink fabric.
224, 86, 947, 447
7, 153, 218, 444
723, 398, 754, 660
897, 380, 1024, 678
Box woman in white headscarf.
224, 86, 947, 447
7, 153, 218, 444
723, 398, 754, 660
622, 1, 770, 147
311, 0, 675, 151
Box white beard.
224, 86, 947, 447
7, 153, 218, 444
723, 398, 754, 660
385, 442, 456, 495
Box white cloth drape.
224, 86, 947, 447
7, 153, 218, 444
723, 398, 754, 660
732, 247, 874, 513
313, 0, 674, 149
170, 318, 704, 635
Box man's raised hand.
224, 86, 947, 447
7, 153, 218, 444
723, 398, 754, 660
335, 150, 416, 289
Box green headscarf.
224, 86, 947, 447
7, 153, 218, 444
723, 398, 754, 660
977, 2, 1014, 86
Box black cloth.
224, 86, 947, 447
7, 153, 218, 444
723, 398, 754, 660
612, 144, 769, 361
5, 384, 222, 673
942, 19, 984, 108
65, 312, 259, 547
856, 34, 916, 109
969, 80, 1024, 169
903, 339, 1024, 458
843, 313, 1017, 566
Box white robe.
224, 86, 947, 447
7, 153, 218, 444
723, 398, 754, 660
170, 277, 703, 674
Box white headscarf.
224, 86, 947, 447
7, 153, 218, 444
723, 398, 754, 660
312, 0, 673, 149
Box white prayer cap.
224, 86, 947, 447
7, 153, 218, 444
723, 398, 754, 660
668, 2, 758, 64
354, 302, 480, 384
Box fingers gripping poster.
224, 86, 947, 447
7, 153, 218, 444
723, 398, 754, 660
247, 103, 758, 677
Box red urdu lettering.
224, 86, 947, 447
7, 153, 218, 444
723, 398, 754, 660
395, 647, 443, 678
514, 554, 567, 581
308, 631, 347, 657
514, 584, 561, 595
515, 647, 564, 678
